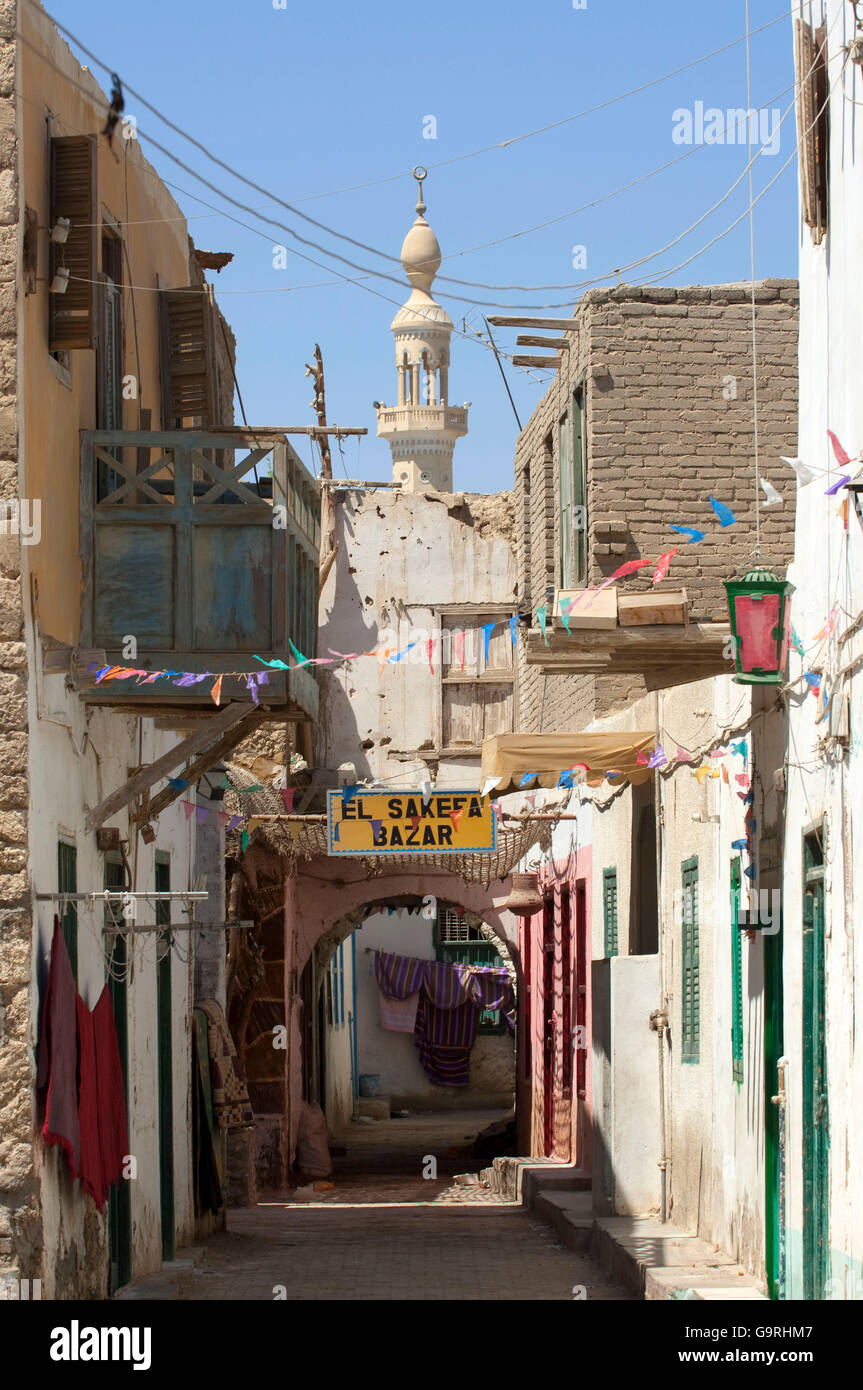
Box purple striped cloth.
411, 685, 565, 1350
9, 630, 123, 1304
374, 950, 425, 1001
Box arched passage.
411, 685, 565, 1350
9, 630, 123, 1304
284, 862, 522, 1184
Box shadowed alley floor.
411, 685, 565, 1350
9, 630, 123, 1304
120, 1110, 632, 1300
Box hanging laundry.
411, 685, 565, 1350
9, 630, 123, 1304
93, 985, 129, 1203
36, 918, 80, 1179
76, 992, 104, 1209
375, 951, 424, 1033
199, 1000, 254, 1129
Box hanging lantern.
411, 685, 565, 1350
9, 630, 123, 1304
724, 566, 794, 685
501, 871, 544, 918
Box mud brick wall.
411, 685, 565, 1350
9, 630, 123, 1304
514, 281, 799, 727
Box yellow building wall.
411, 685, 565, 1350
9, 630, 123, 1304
19, 4, 197, 645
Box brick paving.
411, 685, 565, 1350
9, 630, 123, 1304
124, 1178, 631, 1301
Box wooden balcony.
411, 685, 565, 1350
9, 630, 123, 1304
73, 430, 320, 718
525, 589, 731, 689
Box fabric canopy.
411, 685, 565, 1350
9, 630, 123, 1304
481, 731, 658, 792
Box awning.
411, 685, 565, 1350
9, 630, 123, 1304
481, 731, 658, 793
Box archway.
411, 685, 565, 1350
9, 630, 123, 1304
287, 866, 521, 1187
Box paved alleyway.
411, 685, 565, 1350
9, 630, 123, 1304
121, 1112, 632, 1301
124, 1192, 631, 1301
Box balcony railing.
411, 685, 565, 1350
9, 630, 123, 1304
77, 430, 320, 717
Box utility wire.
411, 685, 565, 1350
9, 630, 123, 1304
31, 0, 796, 290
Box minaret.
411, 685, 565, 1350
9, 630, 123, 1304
375, 167, 468, 492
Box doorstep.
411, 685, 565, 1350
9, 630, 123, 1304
507, 1161, 768, 1302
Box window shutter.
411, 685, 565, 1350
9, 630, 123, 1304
794, 19, 829, 244
50, 135, 99, 350
159, 288, 219, 427
730, 858, 744, 1083
681, 857, 700, 1062
603, 868, 618, 958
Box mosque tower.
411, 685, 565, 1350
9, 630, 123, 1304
375, 167, 468, 492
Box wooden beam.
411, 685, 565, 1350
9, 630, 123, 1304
487, 317, 574, 330
130, 709, 265, 825
84, 701, 252, 832
512, 356, 562, 369
515, 335, 570, 350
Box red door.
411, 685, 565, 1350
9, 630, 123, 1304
542, 898, 555, 1157
574, 881, 588, 1162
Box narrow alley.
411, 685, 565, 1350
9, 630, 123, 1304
119, 1113, 630, 1302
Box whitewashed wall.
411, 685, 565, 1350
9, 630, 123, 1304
782, 0, 863, 1300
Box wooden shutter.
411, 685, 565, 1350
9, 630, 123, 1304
681, 857, 700, 1063
603, 868, 618, 959
730, 857, 744, 1083
49, 135, 99, 350
159, 288, 219, 426
58, 840, 78, 979
794, 19, 829, 244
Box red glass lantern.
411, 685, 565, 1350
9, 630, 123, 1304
724, 566, 794, 685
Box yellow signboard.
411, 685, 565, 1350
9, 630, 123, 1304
327, 789, 496, 856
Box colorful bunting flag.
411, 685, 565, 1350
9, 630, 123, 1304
709, 496, 736, 527
509, 615, 518, 647
182, 800, 195, 820
781, 456, 815, 487
669, 525, 705, 544
482, 622, 496, 664
536, 605, 549, 645
652, 549, 678, 585
827, 428, 852, 467
760, 478, 783, 508
167, 778, 189, 791
647, 744, 666, 769
281, 788, 296, 813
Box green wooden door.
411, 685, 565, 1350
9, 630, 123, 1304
155, 855, 175, 1263
763, 890, 784, 1300
802, 831, 828, 1300
105, 859, 131, 1294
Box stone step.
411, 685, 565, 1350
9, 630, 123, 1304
533, 1191, 594, 1254
590, 1217, 767, 1299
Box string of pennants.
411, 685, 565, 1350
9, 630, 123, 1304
84, 433, 852, 709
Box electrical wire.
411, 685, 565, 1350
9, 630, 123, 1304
19, 10, 831, 317
31, 0, 796, 277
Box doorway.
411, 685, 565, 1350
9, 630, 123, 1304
104, 857, 131, 1294
155, 854, 175, 1263
802, 827, 828, 1300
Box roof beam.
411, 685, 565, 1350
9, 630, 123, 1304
84, 701, 253, 832
516, 335, 570, 350
487, 316, 574, 330
512, 355, 562, 369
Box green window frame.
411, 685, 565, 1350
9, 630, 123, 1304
602, 868, 618, 958
730, 857, 744, 1083
681, 856, 700, 1064
58, 840, 77, 978
559, 387, 586, 590
434, 904, 506, 1033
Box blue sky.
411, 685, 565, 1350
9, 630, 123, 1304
46, 0, 799, 493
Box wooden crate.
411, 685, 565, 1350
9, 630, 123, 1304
618, 589, 689, 627
555, 588, 618, 629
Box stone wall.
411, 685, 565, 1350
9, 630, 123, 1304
514, 281, 799, 728
0, 0, 37, 1284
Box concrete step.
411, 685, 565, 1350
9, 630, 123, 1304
590, 1217, 766, 1299
487, 1155, 592, 1203
533, 1191, 594, 1254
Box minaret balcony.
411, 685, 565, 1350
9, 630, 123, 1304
376, 404, 468, 439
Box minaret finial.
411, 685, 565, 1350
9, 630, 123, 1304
412, 165, 427, 217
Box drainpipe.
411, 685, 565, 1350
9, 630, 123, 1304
649, 1006, 669, 1222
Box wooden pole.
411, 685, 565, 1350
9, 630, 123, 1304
308, 344, 339, 594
